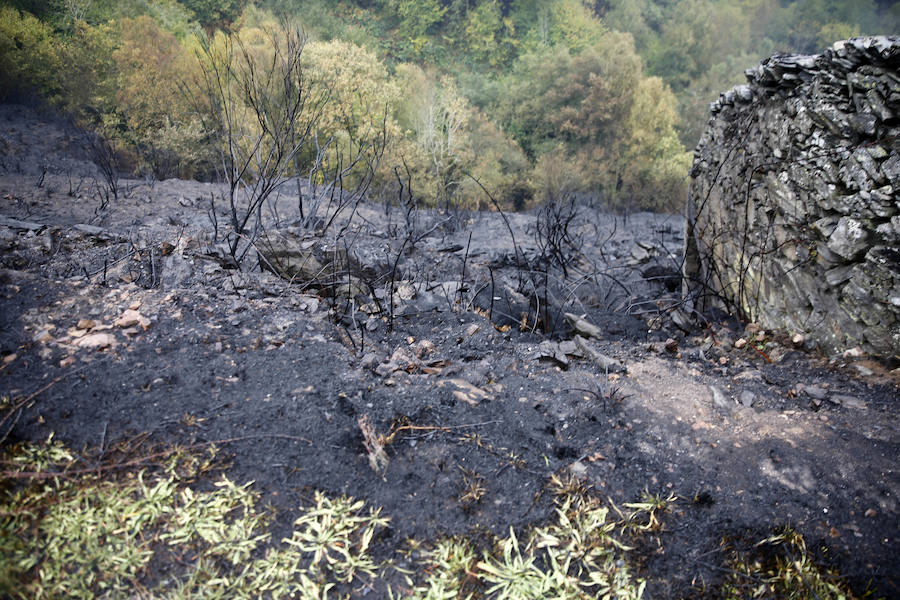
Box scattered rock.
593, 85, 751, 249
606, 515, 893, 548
439, 378, 491, 406
458, 323, 480, 343
114, 309, 151, 330
76, 318, 95, 330
564, 313, 603, 339
843, 347, 865, 359
830, 394, 866, 409
256, 229, 383, 298
376, 348, 415, 376
670, 308, 694, 333
629, 241, 658, 264
853, 364, 874, 377
569, 461, 588, 477
573, 336, 625, 373
68, 327, 87, 339
739, 390, 756, 407
359, 352, 378, 369
801, 385, 828, 400
0, 215, 43, 231
161, 248, 194, 289
412, 339, 435, 358
535, 340, 582, 366
734, 338, 747, 349
400, 282, 421, 302
709, 385, 732, 411
77, 332, 116, 349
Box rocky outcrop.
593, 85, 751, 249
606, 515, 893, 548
685, 37, 900, 358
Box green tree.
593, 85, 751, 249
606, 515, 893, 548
775, 0, 879, 53
497, 32, 641, 161
180, 0, 245, 30
0, 7, 61, 101
620, 76, 691, 211
496, 29, 688, 209
300, 38, 400, 157
643, 0, 750, 92
55, 19, 118, 119
548, 0, 608, 53
394, 66, 473, 208
391, 64, 528, 209
112, 16, 209, 178
463, 0, 517, 66
383, 0, 446, 50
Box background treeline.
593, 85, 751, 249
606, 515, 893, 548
1, 0, 897, 213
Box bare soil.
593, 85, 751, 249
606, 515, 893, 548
1, 103, 898, 598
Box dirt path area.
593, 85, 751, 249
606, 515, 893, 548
1, 103, 898, 598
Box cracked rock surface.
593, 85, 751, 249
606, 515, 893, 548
686, 36, 900, 358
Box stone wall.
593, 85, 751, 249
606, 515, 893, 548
684, 36, 899, 358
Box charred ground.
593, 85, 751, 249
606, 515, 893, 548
1, 103, 898, 598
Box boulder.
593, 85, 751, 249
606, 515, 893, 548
256, 229, 386, 298
685, 37, 900, 358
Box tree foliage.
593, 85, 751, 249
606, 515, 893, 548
113, 16, 209, 178
179, 0, 246, 30
0, 7, 61, 101
463, 0, 518, 66
492, 29, 687, 209
383, 0, 446, 51
4, 0, 892, 213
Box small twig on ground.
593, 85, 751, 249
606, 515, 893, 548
0, 362, 103, 445
459, 231, 472, 307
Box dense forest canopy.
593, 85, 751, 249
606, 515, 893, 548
1, 0, 897, 212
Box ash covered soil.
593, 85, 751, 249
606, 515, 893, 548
1, 103, 898, 597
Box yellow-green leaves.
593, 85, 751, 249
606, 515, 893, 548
722, 528, 859, 600
0, 441, 388, 600
301, 39, 400, 145
547, 0, 609, 54
285, 491, 389, 583
0, 7, 61, 101
389, 0, 447, 47
463, 0, 518, 67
